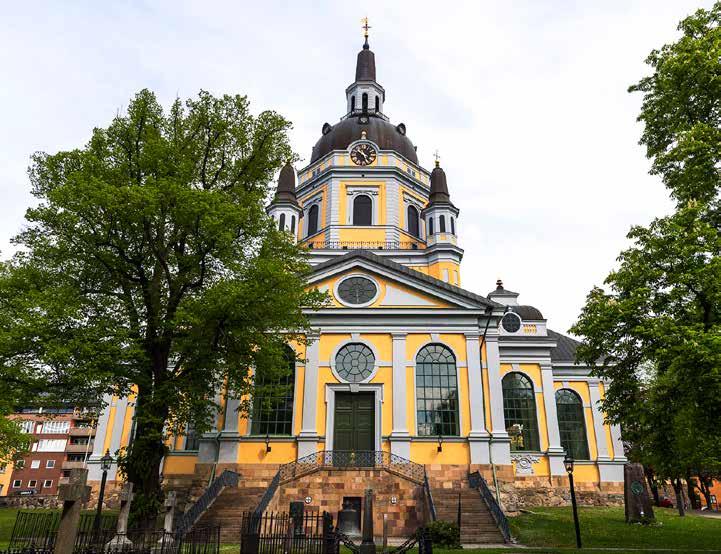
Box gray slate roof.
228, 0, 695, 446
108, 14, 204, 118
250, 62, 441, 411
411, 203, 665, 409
548, 329, 581, 363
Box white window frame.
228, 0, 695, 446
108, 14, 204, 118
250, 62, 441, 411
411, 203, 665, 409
43, 480, 53, 488
30, 460, 40, 469
12, 480, 21, 488
346, 186, 379, 225
46, 460, 55, 469
28, 480, 37, 488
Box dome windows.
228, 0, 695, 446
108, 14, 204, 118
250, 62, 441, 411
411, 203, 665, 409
439, 215, 446, 233
407, 205, 420, 238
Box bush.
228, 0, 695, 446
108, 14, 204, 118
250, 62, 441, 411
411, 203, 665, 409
425, 520, 460, 548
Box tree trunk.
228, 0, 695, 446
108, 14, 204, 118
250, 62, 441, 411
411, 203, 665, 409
673, 478, 685, 517
699, 478, 713, 510
644, 467, 660, 507
686, 476, 699, 510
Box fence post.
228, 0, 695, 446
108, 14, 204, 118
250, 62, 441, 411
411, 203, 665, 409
360, 489, 376, 554
55, 468, 91, 554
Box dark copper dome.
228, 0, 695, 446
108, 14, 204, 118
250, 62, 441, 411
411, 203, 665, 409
310, 116, 418, 164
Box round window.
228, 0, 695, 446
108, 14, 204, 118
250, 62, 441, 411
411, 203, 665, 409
335, 343, 375, 383
337, 276, 377, 305
501, 312, 522, 333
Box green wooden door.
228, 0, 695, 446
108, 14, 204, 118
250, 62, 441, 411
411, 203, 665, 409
333, 393, 375, 464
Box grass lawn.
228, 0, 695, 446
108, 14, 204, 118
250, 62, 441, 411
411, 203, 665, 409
0, 507, 18, 548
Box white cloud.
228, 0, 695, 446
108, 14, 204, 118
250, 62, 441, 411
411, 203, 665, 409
1, 0, 712, 334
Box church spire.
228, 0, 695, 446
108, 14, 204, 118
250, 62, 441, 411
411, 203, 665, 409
361, 16, 371, 49
347, 18, 384, 117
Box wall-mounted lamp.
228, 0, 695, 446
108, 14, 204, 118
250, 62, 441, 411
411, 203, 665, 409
437, 434, 443, 453
265, 434, 272, 453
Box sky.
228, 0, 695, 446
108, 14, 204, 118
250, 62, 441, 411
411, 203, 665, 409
0, 1, 714, 335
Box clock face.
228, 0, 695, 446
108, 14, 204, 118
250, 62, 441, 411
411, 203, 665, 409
350, 143, 377, 166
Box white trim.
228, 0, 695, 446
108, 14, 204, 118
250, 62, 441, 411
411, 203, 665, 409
333, 273, 381, 308
329, 338, 381, 384
324, 383, 384, 451
345, 185, 380, 225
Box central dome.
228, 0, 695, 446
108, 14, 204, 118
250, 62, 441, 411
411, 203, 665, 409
310, 116, 418, 164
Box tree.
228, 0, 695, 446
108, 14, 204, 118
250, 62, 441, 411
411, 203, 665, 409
0, 89, 324, 524
571, 4, 721, 517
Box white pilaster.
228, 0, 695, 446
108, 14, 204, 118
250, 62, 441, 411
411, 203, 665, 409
541, 363, 566, 475
588, 382, 610, 461
298, 333, 320, 459
610, 424, 628, 462
87, 394, 113, 480
466, 333, 490, 464
389, 333, 411, 459
486, 335, 511, 465
218, 393, 240, 463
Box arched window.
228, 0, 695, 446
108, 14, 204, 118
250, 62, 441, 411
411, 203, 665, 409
307, 204, 319, 236
416, 344, 459, 436
451, 217, 455, 235
440, 215, 447, 233
502, 372, 540, 451
362, 93, 368, 112
555, 389, 590, 459
279, 213, 285, 231
251, 347, 295, 436
290, 215, 296, 234
407, 205, 420, 237
353, 194, 372, 225
375, 96, 380, 112
429, 217, 434, 235
351, 95, 356, 112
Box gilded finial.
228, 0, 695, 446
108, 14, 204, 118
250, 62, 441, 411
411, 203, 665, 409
361, 17, 371, 48
433, 149, 441, 167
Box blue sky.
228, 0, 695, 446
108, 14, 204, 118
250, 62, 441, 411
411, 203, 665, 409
1, 1, 714, 334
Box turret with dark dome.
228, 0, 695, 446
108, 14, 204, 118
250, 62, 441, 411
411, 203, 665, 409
310, 36, 418, 164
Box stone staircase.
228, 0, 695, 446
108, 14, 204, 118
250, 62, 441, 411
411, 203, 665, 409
195, 485, 267, 542
431, 487, 505, 545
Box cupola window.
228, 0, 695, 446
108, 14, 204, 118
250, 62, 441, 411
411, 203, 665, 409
429, 217, 434, 235
362, 93, 368, 112
451, 217, 455, 235
307, 204, 319, 236
439, 215, 446, 233
279, 213, 285, 231
353, 194, 372, 225
375, 96, 379, 112
351, 95, 356, 112
290, 215, 296, 234
407, 205, 420, 238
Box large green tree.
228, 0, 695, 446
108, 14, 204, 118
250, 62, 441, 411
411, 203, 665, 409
571, 4, 721, 515
0, 89, 323, 523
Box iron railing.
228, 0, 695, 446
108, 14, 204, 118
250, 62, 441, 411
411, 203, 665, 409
9, 511, 117, 549
423, 471, 437, 522
306, 241, 421, 250
278, 451, 425, 484
175, 469, 239, 536
239, 511, 335, 554
253, 470, 280, 516
468, 471, 511, 543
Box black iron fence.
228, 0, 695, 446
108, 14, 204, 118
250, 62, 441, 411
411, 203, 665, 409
9, 511, 117, 549
240, 511, 335, 554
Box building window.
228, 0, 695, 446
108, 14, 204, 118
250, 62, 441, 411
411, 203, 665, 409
279, 213, 285, 231
43, 480, 53, 488
362, 93, 368, 112
183, 424, 200, 451
40, 420, 70, 434
439, 215, 446, 233
30, 460, 40, 469
555, 389, 590, 460
335, 343, 375, 383
502, 373, 540, 451
351, 95, 356, 112
451, 217, 455, 235
12, 480, 21, 488
375, 96, 379, 112
307, 204, 319, 236
251, 347, 295, 436
429, 217, 434, 235
34, 439, 67, 452
291, 215, 296, 234
0, 464, 6, 474
66, 453, 88, 462
28, 480, 37, 488
407, 205, 420, 238
18, 420, 34, 434
416, 344, 459, 436
353, 195, 372, 225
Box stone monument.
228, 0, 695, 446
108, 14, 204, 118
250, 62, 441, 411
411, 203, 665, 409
56, 468, 91, 554
359, 489, 375, 554
106, 482, 134, 550
624, 463, 655, 523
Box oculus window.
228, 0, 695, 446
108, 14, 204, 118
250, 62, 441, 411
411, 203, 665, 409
416, 344, 459, 436
337, 276, 377, 305
502, 372, 540, 451
335, 343, 375, 383
501, 312, 522, 333
251, 347, 295, 436
555, 389, 590, 460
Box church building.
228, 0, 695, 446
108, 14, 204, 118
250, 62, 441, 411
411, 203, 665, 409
87, 27, 627, 539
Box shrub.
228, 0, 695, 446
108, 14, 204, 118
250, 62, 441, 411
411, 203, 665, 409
425, 520, 461, 548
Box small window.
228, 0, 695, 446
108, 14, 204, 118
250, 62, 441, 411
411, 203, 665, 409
43, 480, 53, 488
429, 217, 434, 235
46, 460, 55, 469
30, 460, 40, 469
353, 195, 372, 225
362, 93, 368, 112
291, 215, 296, 234
307, 205, 319, 236
375, 96, 379, 112
184, 424, 200, 451
279, 213, 285, 231
351, 95, 356, 112
451, 217, 455, 235
440, 215, 446, 233
12, 480, 21, 488
28, 480, 37, 488
407, 205, 420, 238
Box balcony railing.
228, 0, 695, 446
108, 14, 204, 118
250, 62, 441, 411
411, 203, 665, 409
65, 442, 92, 453
68, 427, 95, 437
306, 240, 422, 251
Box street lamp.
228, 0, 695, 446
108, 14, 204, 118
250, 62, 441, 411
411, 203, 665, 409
436, 434, 443, 453
93, 449, 113, 540
564, 454, 582, 549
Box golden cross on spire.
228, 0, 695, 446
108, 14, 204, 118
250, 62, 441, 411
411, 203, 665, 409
433, 149, 441, 166
361, 17, 371, 41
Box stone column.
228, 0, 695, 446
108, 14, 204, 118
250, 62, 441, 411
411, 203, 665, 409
485, 336, 511, 464
389, 333, 411, 459
466, 333, 490, 464
541, 363, 566, 476
55, 468, 91, 554
610, 424, 628, 462
298, 332, 320, 458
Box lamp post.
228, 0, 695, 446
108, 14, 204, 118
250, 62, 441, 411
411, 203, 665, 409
93, 449, 113, 540
564, 454, 582, 549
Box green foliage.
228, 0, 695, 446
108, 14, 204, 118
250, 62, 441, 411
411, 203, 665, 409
572, 3, 721, 487
425, 520, 461, 549
0, 88, 325, 525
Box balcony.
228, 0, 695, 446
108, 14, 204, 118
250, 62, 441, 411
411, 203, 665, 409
62, 460, 86, 470
68, 427, 95, 437
65, 442, 93, 453
306, 240, 423, 250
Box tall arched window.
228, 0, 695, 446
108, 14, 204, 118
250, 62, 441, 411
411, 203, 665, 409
362, 93, 368, 112
279, 213, 285, 231
429, 217, 434, 235
502, 373, 540, 451
407, 205, 420, 237
416, 344, 459, 436
451, 217, 455, 235
439, 215, 447, 233
290, 215, 296, 234
251, 347, 295, 436
351, 95, 356, 112
375, 96, 380, 112
555, 389, 589, 459
307, 204, 319, 236
353, 195, 372, 225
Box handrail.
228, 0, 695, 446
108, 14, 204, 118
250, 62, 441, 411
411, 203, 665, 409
175, 469, 239, 537
468, 471, 511, 543
278, 450, 425, 484
423, 470, 437, 522
253, 470, 280, 516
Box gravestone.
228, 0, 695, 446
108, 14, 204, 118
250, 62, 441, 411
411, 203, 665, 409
106, 482, 134, 550
359, 489, 375, 554
624, 463, 655, 523
56, 468, 91, 554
